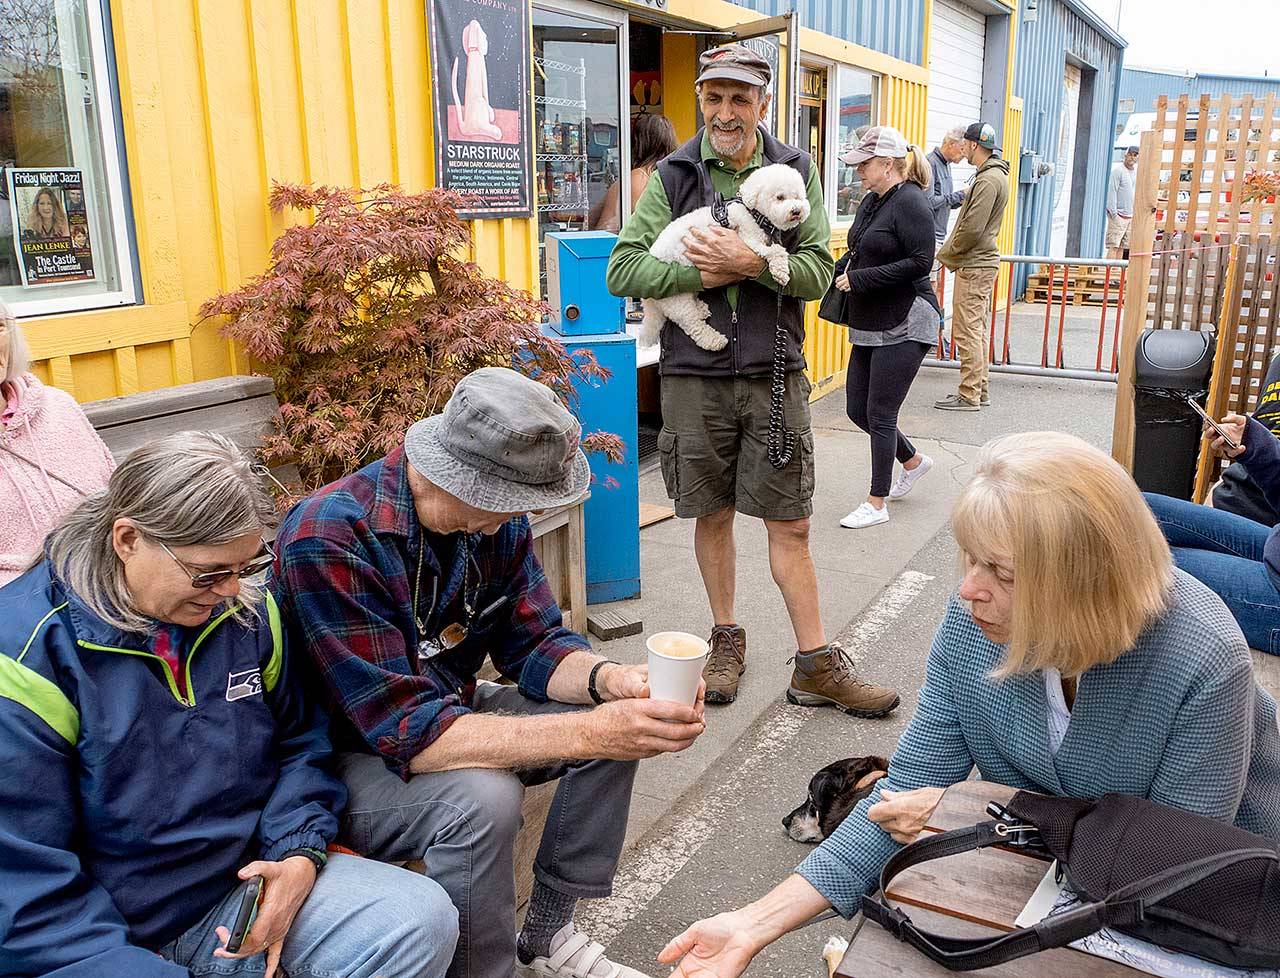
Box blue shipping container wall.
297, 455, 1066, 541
1012, 0, 1125, 272
1120, 68, 1280, 116
731, 0, 927, 66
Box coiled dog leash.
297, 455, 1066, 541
710, 190, 794, 471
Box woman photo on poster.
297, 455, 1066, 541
22, 188, 70, 241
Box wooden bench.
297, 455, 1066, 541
82, 375, 587, 628
83, 374, 586, 908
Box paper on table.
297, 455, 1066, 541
1016, 865, 1280, 978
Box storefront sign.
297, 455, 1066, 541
800, 66, 826, 100
738, 35, 779, 135
426, 0, 533, 219
6, 168, 96, 287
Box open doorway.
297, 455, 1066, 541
797, 65, 827, 180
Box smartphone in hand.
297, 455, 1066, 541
226, 875, 264, 954
1182, 395, 1241, 451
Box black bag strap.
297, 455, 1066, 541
861, 820, 1277, 972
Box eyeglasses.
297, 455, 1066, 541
158, 539, 276, 590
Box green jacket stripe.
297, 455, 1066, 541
263, 591, 283, 693
0, 653, 80, 746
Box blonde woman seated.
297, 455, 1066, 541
660, 432, 1280, 978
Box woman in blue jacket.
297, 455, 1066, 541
1146, 411, 1280, 654
0, 431, 458, 978
655, 432, 1280, 978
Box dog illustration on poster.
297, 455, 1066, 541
451, 20, 504, 141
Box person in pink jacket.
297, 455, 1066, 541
0, 301, 116, 586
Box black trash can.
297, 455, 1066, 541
1131, 328, 1214, 500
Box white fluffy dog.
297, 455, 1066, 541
641, 163, 809, 351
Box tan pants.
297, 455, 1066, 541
951, 266, 998, 403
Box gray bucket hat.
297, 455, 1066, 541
404, 367, 591, 513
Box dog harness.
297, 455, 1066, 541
709, 193, 783, 243
709, 190, 794, 470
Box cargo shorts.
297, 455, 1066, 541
657, 372, 815, 521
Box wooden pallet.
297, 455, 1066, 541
1025, 286, 1113, 306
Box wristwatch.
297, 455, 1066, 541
588, 659, 618, 705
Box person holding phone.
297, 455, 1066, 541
1145, 410, 1280, 654
0, 432, 458, 978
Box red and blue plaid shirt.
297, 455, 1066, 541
275, 447, 588, 780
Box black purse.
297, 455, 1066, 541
818, 278, 847, 324
861, 791, 1280, 971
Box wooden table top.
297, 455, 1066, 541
835, 781, 1144, 978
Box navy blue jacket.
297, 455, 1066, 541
1240, 415, 1280, 591
0, 563, 346, 978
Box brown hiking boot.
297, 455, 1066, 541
703, 625, 746, 704
787, 641, 900, 718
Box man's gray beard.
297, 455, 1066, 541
709, 126, 746, 159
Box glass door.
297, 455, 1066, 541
532, 1, 627, 299
798, 65, 827, 182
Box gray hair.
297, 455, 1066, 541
943, 126, 967, 145
1, 303, 31, 383
42, 430, 275, 633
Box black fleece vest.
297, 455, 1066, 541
655, 128, 811, 377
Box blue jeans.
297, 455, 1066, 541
158, 853, 458, 977
338, 682, 639, 978
1144, 492, 1280, 654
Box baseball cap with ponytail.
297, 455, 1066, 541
839, 126, 933, 190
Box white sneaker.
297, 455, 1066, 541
889, 454, 934, 500
839, 502, 889, 529
518, 923, 651, 978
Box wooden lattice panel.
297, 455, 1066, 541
1153, 93, 1280, 238
1114, 94, 1280, 488
1222, 234, 1280, 414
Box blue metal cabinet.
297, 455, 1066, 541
544, 327, 639, 603
545, 231, 624, 336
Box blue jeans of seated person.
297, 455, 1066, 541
1144, 491, 1280, 655
337, 682, 640, 978
157, 853, 458, 977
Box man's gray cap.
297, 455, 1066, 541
696, 43, 772, 89
405, 367, 590, 513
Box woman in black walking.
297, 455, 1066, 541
832, 126, 939, 529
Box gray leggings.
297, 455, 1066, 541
846, 340, 932, 497
337, 683, 639, 978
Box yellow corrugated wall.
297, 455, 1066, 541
25, 0, 537, 401
806, 75, 929, 399
25, 0, 1013, 404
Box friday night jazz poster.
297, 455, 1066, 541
7, 168, 96, 287
427, 0, 533, 219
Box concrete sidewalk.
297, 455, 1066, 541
586, 366, 1117, 849
570, 365, 1119, 975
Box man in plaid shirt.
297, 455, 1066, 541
275, 368, 706, 978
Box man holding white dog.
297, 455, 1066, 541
607, 43, 900, 717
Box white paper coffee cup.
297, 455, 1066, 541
646, 631, 709, 708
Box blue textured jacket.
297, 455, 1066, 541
0, 562, 346, 978
798, 570, 1280, 917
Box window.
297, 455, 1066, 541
832, 65, 878, 221
532, 3, 625, 299
1118, 97, 1135, 115
0, 0, 136, 315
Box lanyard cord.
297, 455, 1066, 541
412, 533, 479, 638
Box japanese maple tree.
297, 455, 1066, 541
201, 182, 622, 498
